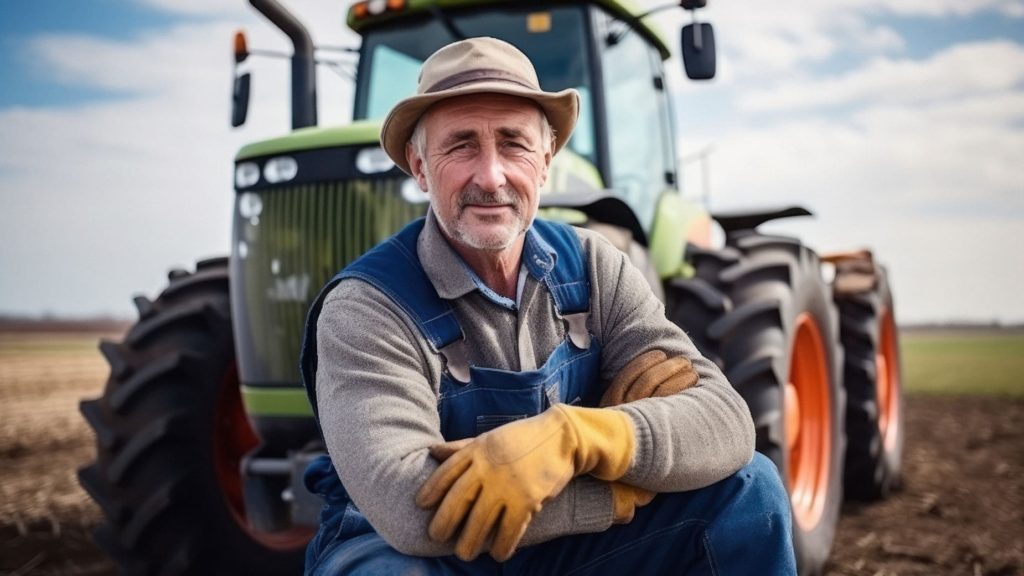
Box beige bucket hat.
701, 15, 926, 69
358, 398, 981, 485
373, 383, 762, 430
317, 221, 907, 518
380, 36, 580, 175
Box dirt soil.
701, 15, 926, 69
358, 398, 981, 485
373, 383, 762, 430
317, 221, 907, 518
1, 333, 1022, 575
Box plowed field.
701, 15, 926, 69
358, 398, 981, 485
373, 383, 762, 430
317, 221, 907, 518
1, 331, 1021, 575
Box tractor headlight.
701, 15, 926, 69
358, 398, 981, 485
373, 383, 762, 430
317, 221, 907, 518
264, 156, 298, 184
401, 178, 429, 204
356, 147, 395, 174
235, 162, 260, 188
238, 192, 263, 219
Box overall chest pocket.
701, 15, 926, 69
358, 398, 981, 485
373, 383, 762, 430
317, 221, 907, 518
436, 337, 604, 440
438, 377, 546, 441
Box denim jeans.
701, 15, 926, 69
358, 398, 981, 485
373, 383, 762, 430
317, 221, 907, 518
307, 452, 796, 575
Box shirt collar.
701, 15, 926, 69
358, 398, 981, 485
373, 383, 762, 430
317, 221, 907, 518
417, 209, 559, 306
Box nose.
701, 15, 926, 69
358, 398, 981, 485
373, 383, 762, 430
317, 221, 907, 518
472, 143, 507, 193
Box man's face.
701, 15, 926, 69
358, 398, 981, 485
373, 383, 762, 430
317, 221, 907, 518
406, 93, 553, 253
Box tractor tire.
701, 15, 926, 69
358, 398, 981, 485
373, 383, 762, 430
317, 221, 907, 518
78, 258, 308, 575
667, 232, 846, 576
834, 260, 904, 500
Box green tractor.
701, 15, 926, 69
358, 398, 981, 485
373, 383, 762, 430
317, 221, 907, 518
79, 1, 904, 574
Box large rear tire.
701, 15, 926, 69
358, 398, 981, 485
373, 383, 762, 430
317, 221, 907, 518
667, 232, 846, 576
834, 257, 904, 500
78, 258, 308, 575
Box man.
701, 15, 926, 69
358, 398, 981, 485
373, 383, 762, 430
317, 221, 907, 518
300, 37, 797, 574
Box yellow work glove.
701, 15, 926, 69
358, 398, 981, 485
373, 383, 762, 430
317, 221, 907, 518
416, 404, 635, 561
601, 350, 698, 524
609, 481, 657, 524
599, 349, 699, 407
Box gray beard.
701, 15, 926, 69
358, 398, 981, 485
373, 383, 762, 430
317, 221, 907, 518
436, 186, 527, 252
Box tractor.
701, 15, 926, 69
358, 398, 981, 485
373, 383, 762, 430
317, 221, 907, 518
79, 1, 904, 574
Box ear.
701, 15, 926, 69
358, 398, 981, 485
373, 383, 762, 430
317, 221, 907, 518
538, 136, 554, 187
406, 141, 429, 191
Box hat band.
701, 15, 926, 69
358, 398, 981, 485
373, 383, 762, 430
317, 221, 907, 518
425, 68, 538, 94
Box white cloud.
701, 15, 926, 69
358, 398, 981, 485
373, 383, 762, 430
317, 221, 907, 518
740, 41, 1024, 113
878, 0, 1024, 18
696, 0, 1023, 78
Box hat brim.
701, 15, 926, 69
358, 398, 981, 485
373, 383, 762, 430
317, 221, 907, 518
380, 82, 579, 175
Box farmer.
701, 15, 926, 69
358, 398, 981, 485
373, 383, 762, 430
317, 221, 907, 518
299, 37, 796, 574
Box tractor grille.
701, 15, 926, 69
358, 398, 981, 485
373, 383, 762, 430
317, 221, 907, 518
231, 176, 426, 386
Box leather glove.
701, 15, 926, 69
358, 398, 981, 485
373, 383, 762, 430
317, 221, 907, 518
416, 404, 635, 561
599, 349, 698, 407
610, 481, 657, 524
599, 350, 697, 524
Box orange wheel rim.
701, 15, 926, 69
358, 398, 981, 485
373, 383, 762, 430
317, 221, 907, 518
877, 308, 900, 452
786, 313, 832, 532
214, 364, 312, 550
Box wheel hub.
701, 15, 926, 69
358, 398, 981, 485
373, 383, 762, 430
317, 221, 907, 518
877, 308, 901, 452
785, 382, 801, 450
786, 313, 832, 532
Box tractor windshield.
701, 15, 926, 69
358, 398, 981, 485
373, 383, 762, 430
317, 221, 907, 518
354, 6, 596, 165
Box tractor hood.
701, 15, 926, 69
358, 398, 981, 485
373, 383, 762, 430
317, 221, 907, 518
235, 119, 383, 162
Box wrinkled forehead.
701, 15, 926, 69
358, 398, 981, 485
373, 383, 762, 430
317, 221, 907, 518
418, 93, 548, 139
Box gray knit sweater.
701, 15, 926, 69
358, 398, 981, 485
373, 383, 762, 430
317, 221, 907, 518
315, 211, 755, 557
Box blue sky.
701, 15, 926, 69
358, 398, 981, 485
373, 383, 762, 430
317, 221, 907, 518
0, 1, 200, 106
0, 0, 1022, 323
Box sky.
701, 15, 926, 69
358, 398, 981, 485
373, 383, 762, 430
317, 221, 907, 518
0, 0, 1022, 325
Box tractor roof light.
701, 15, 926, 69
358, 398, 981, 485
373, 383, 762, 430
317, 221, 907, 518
351, 0, 407, 21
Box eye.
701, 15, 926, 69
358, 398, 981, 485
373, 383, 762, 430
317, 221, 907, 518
445, 142, 472, 153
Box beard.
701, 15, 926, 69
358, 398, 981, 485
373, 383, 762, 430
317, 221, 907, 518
435, 185, 529, 252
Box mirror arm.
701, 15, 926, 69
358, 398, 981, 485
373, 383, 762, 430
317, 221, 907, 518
634, 1, 686, 21
608, 1, 708, 47
607, 1, 685, 46
691, 11, 703, 50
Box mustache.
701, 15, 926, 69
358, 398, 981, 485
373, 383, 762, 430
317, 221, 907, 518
457, 186, 521, 214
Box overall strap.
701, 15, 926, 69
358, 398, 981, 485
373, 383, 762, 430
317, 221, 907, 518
299, 218, 464, 426
339, 218, 463, 352
528, 219, 592, 348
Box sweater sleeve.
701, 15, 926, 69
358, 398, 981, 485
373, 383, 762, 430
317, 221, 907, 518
315, 281, 615, 557
580, 230, 757, 492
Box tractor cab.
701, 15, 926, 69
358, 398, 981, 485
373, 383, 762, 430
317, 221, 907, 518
351, 2, 677, 232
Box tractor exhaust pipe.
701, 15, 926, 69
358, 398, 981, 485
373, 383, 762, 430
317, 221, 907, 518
249, 0, 318, 129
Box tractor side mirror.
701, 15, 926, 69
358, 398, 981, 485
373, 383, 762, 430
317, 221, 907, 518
231, 30, 251, 127
681, 22, 716, 80
232, 72, 251, 127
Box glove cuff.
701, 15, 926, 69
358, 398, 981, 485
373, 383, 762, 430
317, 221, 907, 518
554, 404, 635, 481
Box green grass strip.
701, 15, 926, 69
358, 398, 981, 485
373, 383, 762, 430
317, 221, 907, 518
901, 332, 1024, 397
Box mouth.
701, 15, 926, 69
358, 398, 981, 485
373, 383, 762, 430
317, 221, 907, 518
462, 203, 515, 217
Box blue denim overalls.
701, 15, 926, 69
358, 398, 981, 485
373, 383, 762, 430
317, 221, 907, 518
298, 218, 798, 575
299, 217, 603, 572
